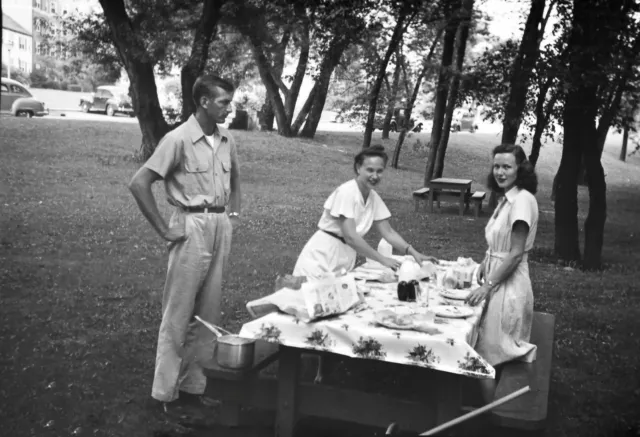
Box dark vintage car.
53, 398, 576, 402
79, 85, 135, 117
1, 77, 48, 117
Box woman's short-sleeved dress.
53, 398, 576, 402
292, 179, 391, 279
475, 187, 539, 366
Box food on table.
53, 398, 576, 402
439, 288, 471, 300
431, 305, 474, 319
441, 263, 477, 289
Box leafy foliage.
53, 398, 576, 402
1, 64, 31, 86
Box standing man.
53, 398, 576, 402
128, 75, 241, 414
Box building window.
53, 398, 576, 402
51, 2, 57, 14
35, 0, 42, 9
19, 36, 26, 50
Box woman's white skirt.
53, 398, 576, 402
292, 231, 356, 279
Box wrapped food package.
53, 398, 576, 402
246, 273, 361, 322
442, 263, 478, 289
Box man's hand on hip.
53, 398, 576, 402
163, 224, 187, 243
229, 214, 240, 231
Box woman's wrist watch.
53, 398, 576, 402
486, 279, 496, 289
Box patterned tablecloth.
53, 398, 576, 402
240, 264, 495, 380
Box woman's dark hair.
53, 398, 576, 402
192, 75, 235, 107
353, 145, 388, 173
486, 144, 538, 194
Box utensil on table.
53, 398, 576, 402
195, 315, 256, 370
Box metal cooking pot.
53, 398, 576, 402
215, 334, 255, 369
195, 316, 256, 370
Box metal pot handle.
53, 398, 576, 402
195, 315, 227, 337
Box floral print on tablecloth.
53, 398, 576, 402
241, 264, 495, 379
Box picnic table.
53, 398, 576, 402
203, 259, 495, 436
428, 178, 473, 216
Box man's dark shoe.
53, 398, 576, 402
161, 393, 219, 428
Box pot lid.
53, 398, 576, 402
219, 335, 255, 346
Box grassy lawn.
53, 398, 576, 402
1, 117, 639, 437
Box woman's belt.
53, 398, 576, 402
320, 229, 346, 244
486, 250, 528, 262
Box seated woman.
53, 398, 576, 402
465, 143, 539, 404
293, 145, 437, 279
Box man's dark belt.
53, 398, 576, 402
182, 205, 225, 214
320, 229, 346, 244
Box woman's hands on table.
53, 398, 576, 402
465, 284, 491, 306
412, 253, 439, 265
407, 246, 439, 265
380, 256, 402, 271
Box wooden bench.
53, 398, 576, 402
413, 188, 480, 214
412, 187, 431, 212
470, 191, 486, 217
490, 311, 555, 431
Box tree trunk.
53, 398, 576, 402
258, 31, 289, 131
583, 140, 607, 270
391, 28, 443, 169
501, 0, 546, 144
285, 7, 310, 124
529, 78, 556, 167
98, 0, 169, 159
291, 85, 317, 135
362, 6, 414, 148
180, 0, 225, 122
247, 33, 291, 137
619, 125, 629, 161
424, 4, 459, 185
383, 45, 402, 139
555, 0, 621, 267
434, 0, 472, 179
260, 98, 276, 131
553, 145, 582, 262
300, 37, 348, 138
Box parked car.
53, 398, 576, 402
335, 106, 422, 132
1, 77, 48, 117
451, 108, 479, 133
79, 85, 134, 117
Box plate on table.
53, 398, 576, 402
373, 309, 416, 330
432, 305, 474, 319
439, 288, 471, 301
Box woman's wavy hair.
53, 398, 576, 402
353, 144, 388, 173
487, 144, 538, 194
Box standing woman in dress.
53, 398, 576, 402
466, 144, 539, 403
293, 145, 437, 279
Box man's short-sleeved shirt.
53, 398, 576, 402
144, 115, 238, 208
317, 179, 391, 237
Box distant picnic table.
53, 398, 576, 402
413, 178, 487, 217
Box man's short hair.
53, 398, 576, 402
192, 75, 235, 107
